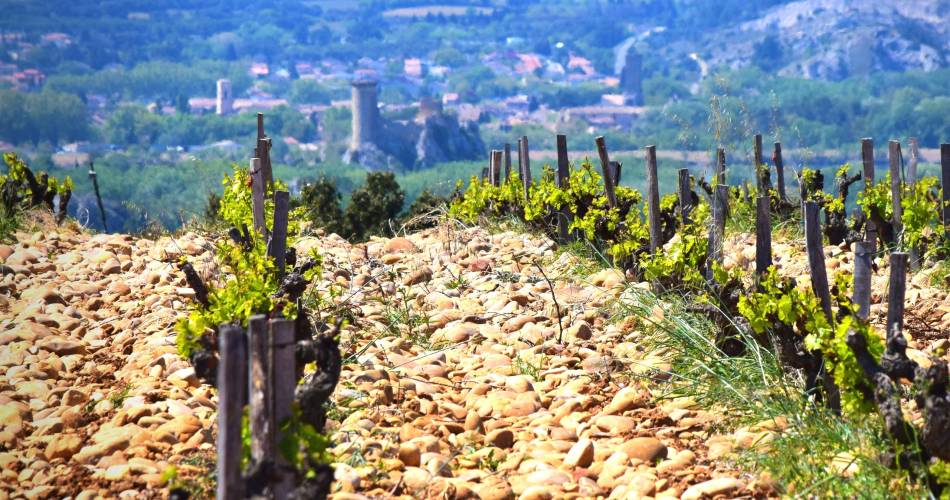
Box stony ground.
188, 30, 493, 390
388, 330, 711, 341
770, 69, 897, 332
1, 215, 948, 499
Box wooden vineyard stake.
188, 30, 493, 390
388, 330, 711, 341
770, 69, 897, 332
595, 136, 617, 208
488, 150, 500, 187
256, 113, 273, 188
519, 136, 531, 197
753, 133, 769, 191
716, 147, 726, 185
907, 137, 919, 186
216, 324, 247, 500
645, 145, 662, 253
248, 314, 272, 464
269, 318, 297, 499
706, 184, 729, 281
755, 195, 772, 276
516, 138, 523, 182
886, 252, 909, 341
861, 138, 876, 246
556, 134, 572, 243
481, 167, 489, 181
852, 240, 874, 320
805, 201, 833, 321
88, 162, 108, 232
773, 142, 787, 202
270, 191, 290, 277
609, 161, 622, 187
888, 140, 904, 244
677, 168, 692, 225
263, 137, 274, 188
250, 158, 267, 238
503, 143, 512, 182
942, 144, 950, 227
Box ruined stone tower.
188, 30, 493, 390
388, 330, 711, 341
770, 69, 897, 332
216, 79, 233, 115
350, 78, 380, 150
619, 50, 644, 106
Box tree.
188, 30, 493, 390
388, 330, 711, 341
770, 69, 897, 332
176, 94, 190, 114
295, 177, 344, 235
289, 80, 332, 105
344, 171, 405, 241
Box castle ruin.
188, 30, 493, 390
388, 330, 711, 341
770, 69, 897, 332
343, 79, 483, 170
619, 50, 644, 106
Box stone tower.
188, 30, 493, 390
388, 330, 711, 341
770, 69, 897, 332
216, 79, 233, 115
350, 78, 380, 150
619, 50, 644, 106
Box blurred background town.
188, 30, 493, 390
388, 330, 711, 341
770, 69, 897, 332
1, 0, 948, 231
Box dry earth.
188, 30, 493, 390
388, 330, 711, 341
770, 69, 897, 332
1, 215, 948, 499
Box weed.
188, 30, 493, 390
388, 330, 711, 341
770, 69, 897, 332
108, 383, 132, 409
380, 287, 432, 348
494, 270, 521, 283
168, 454, 216, 499
445, 273, 468, 290
930, 259, 950, 291
514, 354, 546, 381
481, 449, 500, 472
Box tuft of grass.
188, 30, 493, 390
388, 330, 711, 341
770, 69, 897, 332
615, 288, 929, 498
556, 239, 611, 277
0, 210, 21, 243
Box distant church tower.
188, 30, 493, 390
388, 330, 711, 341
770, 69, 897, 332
216, 79, 233, 115
619, 50, 644, 106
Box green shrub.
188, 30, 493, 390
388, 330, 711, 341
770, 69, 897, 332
343, 171, 405, 241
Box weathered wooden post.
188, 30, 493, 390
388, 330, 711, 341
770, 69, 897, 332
556, 134, 572, 243
503, 143, 512, 182
773, 142, 787, 202
256, 112, 273, 188
519, 136, 532, 197
706, 184, 729, 281
753, 133, 769, 192
490, 150, 502, 187
248, 314, 272, 464
805, 201, 833, 321
852, 240, 873, 320
677, 168, 692, 225
216, 324, 247, 500
716, 147, 726, 185
270, 191, 290, 277
888, 140, 903, 244
609, 161, 622, 187
907, 137, 919, 186
269, 318, 297, 499
88, 162, 108, 232
886, 252, 909, 341
595, 136, 617, 208
645, 145, 662, 253
250, 158, 267, 238
755, 195, 772, 276
942, 144, 950, 227
861, 138, 876, 246
516, 138, 524, 181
